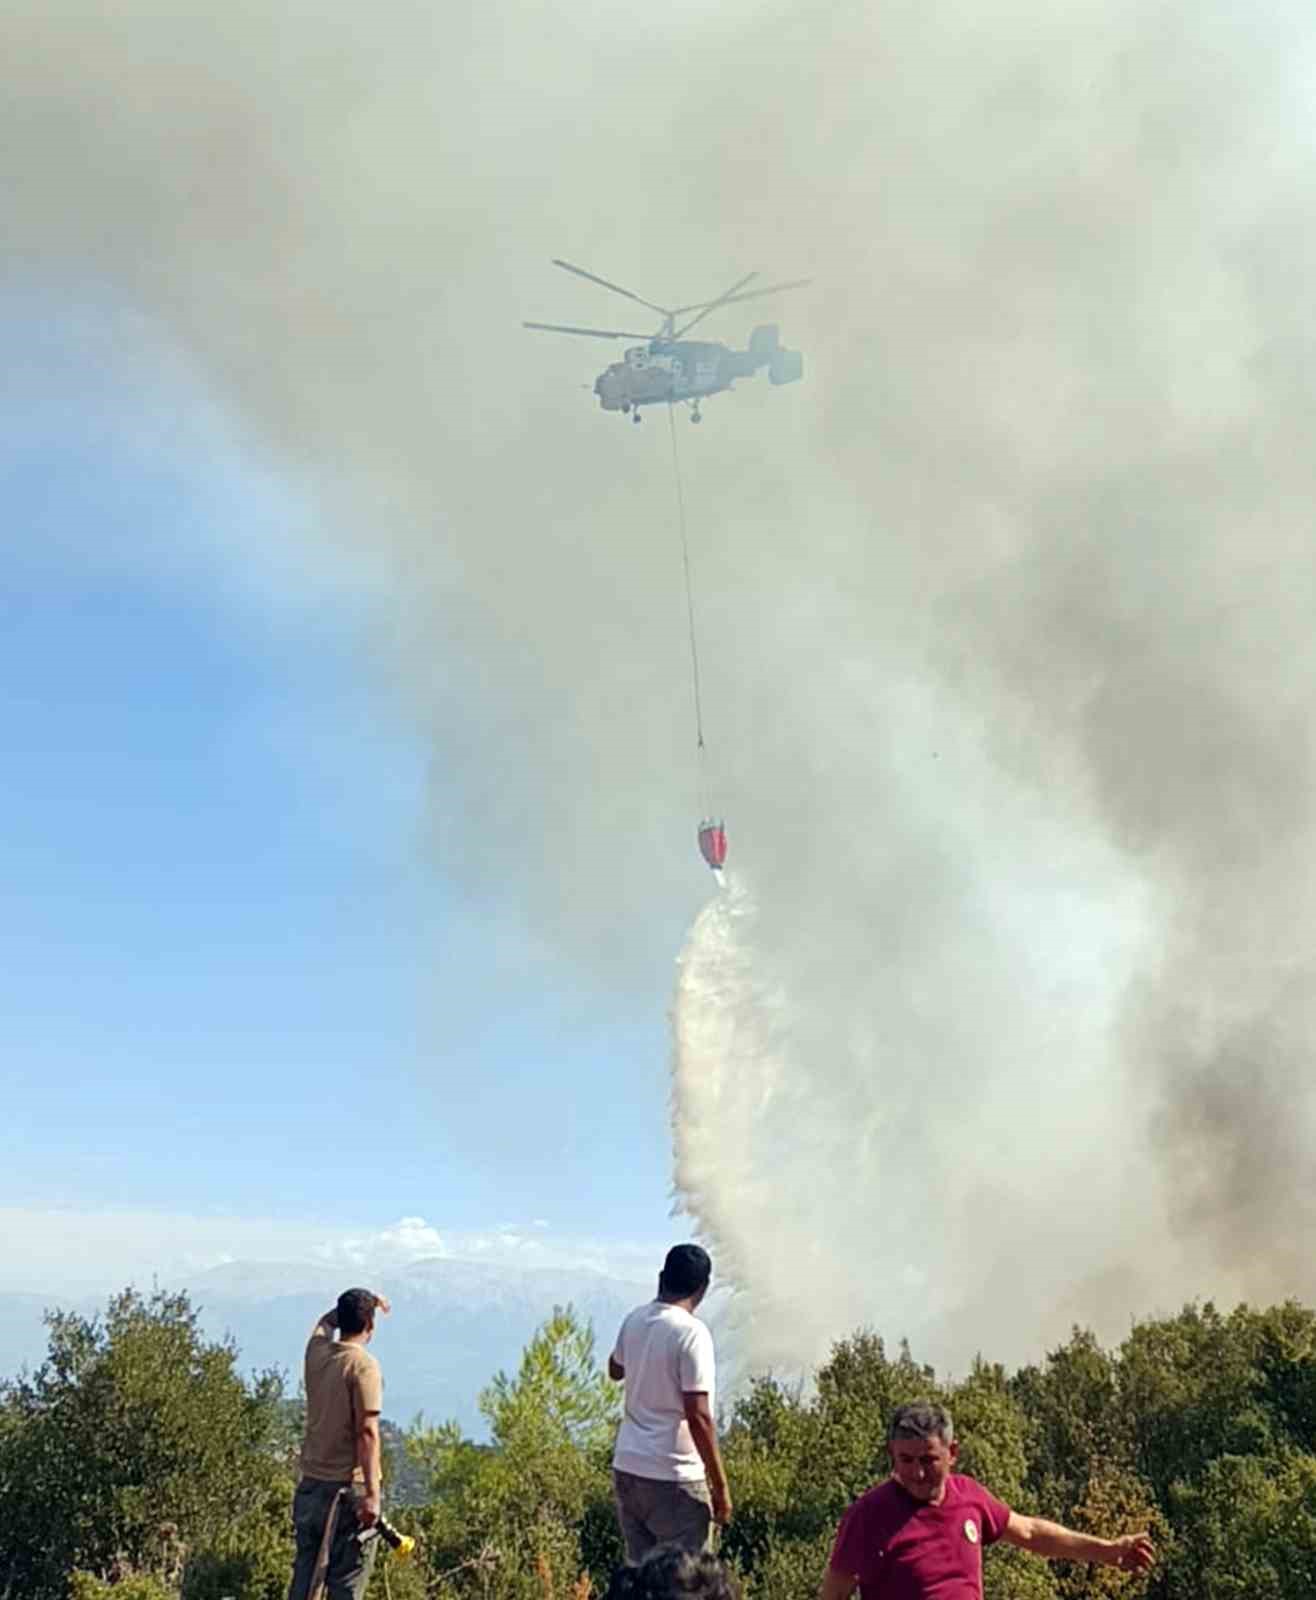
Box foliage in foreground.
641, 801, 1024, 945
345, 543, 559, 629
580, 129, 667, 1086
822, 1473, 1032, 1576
5, 1291, 1316, 1600
0, 1289, 295, 1600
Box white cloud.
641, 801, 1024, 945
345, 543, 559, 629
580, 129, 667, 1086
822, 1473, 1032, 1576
315, 1215, 446, 1269
0, 1208, 663, 1298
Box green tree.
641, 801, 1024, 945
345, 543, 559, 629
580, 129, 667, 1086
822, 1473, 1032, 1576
1118, 1303, 1277, 1501
405, 1306, 620, 1600
1011, 1327, 1165, 1599
68, 1574, 174, 1600
0, 1288, 293, 1600
1169, 1451, 1316, 1598
1012, 1326, 1122, 1519
1061, 1457, 1167, 1600
1243, 1302, 1316, 1448
721, 1376, 824, 1572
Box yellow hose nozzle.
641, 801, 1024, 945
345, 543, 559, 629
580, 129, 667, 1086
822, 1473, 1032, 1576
372, 1517, 416, 1561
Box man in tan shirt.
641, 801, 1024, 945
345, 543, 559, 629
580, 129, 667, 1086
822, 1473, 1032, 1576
287, 1287, 389, 1600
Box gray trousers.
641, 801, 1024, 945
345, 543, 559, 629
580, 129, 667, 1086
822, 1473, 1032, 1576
287, 1478, 377, 1600
613, 1469, 713, 1564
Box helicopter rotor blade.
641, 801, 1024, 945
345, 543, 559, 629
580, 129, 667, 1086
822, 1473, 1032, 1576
550, 259, 672, 318
671, 277, 813, 334
523, 321, 652, 340
671, 272, 759, 339
669, 277, 759, 317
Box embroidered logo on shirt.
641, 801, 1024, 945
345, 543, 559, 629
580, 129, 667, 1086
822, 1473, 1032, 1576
963, 1520, 979, 1544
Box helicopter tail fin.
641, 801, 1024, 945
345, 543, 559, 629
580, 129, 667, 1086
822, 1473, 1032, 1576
748, 324, 780, 363
769, 348, 803, 385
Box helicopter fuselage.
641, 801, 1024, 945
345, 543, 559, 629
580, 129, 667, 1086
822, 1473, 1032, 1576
593, 331, 801, 415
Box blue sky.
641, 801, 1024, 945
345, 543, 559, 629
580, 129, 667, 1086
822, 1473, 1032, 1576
0, 290, 676, 1286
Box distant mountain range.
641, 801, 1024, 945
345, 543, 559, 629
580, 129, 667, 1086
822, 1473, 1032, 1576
0, 1255, 650, 1433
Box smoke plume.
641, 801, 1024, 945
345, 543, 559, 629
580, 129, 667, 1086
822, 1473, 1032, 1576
6, 0, 1316, 1372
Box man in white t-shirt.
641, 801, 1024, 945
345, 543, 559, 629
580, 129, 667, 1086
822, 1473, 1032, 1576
608, 1244, 732, 1562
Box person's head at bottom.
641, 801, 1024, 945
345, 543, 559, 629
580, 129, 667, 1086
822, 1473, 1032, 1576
887, 1400, 958, 1503
605, 1547, 739, 1600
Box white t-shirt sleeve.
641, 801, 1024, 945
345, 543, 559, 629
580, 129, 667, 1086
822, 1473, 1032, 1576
677, 1321, 715, 1394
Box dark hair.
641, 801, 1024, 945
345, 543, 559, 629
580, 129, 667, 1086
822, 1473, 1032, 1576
337, 1288, 377, 1338
605, 1549, 739, 1600
659, 1244, 712, 1299
888, 1399, 954, 1445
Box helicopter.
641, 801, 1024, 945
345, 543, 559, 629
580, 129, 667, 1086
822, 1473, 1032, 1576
524, 259, 810, 423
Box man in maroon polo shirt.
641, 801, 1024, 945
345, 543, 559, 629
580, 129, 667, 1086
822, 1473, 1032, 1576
820, 1401, 1155, 1600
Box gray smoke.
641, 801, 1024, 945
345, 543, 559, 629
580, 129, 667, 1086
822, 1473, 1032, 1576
6, 0, 1316, 1370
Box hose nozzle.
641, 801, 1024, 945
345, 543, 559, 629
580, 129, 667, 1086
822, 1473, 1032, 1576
364, 1517, 416, 1560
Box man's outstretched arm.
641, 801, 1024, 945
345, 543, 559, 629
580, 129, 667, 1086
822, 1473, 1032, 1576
1002, 1514, 1155, 1572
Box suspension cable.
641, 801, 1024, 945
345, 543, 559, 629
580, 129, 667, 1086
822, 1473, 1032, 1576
667, 402, 706, 754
